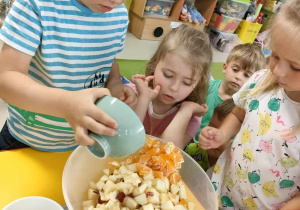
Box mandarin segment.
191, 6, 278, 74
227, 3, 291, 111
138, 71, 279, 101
153, 170, 164, 179
169, 173, 181, 185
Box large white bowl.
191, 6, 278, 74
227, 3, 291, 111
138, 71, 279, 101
62, 138, 218, 210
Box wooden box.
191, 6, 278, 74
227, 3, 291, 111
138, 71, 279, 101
128, 10, 205, 41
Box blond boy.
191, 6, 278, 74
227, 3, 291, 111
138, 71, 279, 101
194, 43, 266, 143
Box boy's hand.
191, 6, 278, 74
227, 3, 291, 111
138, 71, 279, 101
131, 75, 161, 101
180, 102, 208, 117
199, 126, 225, 150
62, 88, 118, 146
109, 82, 138, 109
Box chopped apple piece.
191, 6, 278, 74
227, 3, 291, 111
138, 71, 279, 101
126, 163, 137, 172
144, 172, 154, 181
146, 188, 160, 204
138, 182, 148, 194
96, 180, 105, 191
134, 193, 148, 205
109, 190, 119, 202
163, 177, 170, 190
161, 200, 175, 210
174, 204, 187, 210
142, 203, 155, 210
89, 181, 97, 190
82, 200, 95, 207
104, 180, 117, 195
123, 197, 138, 209
100, 175, 109, 182
171, 184, 180, 195
187, 201, 195, 210
179, 185, 187, 200
103, 168, 110, 176
88, 189, 99, 200
156, 179, 167, 193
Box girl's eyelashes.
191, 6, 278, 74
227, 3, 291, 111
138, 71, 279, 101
163, 72, 173, 78
291, 65, 300, 72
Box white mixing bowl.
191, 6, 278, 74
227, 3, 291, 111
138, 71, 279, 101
62, 137, 218, 210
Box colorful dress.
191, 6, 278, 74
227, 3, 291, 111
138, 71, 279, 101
211, 69, 300, 209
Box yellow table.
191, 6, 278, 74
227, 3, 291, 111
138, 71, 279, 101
0, 148, 73, 209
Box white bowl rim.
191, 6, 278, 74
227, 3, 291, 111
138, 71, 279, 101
3, 196, 63, 210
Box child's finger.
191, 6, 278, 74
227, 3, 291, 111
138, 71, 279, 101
83, 116, 117, 137
74, 126, 97, 146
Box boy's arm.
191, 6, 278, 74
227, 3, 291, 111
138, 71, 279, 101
218, 106, 245, 149
281, 194, 300, 210
162, 102, 208, 150
105, 59, 137, 109
0, 44, 118, 145
199, 106, 245, 149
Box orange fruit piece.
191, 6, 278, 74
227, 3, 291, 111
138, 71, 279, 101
138, 164, 152, 175
138, 155, 151, 165
175, 151, 184, 163
169, 173, 181, 185
145, 136, 159, 148
153, 171, 164, 179
179, 198, 187, 207
163, 142, 176, 154
107, 161, 120, 170
145, 148, 158, 156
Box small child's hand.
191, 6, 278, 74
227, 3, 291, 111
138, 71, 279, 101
199, 126, 224, 150
131, 75, 161, 101
62, 88, 118, 146
180, 101, 208, 117
108, 82, 138, 109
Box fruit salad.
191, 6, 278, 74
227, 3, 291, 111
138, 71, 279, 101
82, 136, 196, 210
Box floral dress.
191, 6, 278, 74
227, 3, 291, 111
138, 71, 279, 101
211, 69, 300, 209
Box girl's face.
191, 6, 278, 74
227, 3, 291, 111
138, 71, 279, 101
77, 0, 125, 13
153, 53, 199, 106
269, 24, 300, 101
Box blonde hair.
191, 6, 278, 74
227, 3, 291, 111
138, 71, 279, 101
226, 43, 266, 73
251, 0, 300, 134
145, 24, 212, 104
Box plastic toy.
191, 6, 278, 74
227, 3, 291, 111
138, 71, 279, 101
180, 0, 206, 26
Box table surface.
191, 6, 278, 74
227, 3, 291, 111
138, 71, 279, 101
0, 147, 73, 209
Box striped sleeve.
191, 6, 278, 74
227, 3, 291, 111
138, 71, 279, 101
0, 0, 42, 55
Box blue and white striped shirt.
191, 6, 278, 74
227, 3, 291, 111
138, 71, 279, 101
0, 0, 128, 151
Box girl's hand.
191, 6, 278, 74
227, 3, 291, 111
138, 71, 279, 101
199, 126, 225, 150
62, 88, 118, 146
180, 101, 208, 117
131, 75, 161, 101
108, 82, 138, 109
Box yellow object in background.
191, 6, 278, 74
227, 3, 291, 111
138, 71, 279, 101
0, 148, 72, 209
235, 20, 262, 44
124, 0, 133, 11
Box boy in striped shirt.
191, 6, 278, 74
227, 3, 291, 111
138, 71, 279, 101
0, 0, 137, 151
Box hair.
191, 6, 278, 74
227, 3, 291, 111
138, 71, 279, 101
214, 98, 235, 121
226, 43, 266, 73
145, 24, 212, 104
250, 0, 300, 135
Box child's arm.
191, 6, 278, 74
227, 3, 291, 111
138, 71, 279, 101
161, 102, 208, 150
130, 75, 160, 121
199, 106, 245, 150
281, 194, 300, 209
0, 44, 119, 145
105, 59, 137, 109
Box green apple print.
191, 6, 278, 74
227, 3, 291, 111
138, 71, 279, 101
221, 196, 234, 207
249, 99, 259, 111
248, 170, 260, 184
279, 177, 295, 188
268, 98, 280, 112
249, 83, 255, 89
236, 163, 247, 180
276, 153, 298, 173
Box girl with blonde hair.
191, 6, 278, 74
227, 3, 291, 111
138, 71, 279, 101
199, 0, 300, 208
130, 24, 212, 149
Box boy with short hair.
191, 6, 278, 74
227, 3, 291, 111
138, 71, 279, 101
185, 98, 235, 171
194, 43, 266, 143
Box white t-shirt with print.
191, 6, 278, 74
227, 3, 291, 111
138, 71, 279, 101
211, 69, 300, 209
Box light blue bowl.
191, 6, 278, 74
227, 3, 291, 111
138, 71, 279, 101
87, 96, 145, 158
